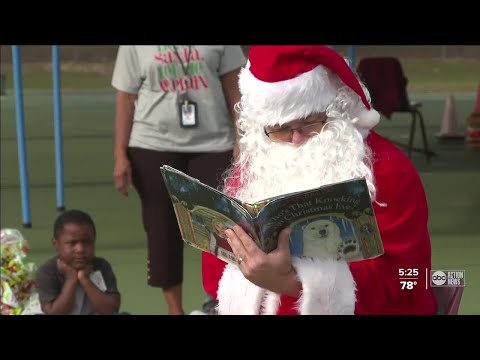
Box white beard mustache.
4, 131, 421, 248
226, 118, 376, 204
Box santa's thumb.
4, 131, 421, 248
276, 227, 292, 254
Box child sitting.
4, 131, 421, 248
36, 209, 123, 315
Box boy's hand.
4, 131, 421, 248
78, 264, 93, 282
57, 258, 77, 280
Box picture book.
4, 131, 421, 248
160, 165, 384, 265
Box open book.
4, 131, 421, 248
160, 165, 384, 265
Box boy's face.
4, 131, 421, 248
52, 222, 95, 270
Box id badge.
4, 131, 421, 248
179, 99, 198, 128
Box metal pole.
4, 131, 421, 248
12, 46, 32, 228
52, 45, 65, 212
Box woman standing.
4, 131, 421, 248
111, 45, 246, 314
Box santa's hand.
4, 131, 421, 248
225, 226, 302, 296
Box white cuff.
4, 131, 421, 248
217, 258, 356, 315
292, 257, 356, 315
217, 264, 266, 315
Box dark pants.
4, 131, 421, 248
127, 148, 233, 289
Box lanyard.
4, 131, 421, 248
173, 45, 192, 77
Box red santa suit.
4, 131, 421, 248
202, 131, 437, 315
201, 46, 437, 315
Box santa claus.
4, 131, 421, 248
201, 46, 437, 315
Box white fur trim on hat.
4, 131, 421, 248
239, 65, 340, 127
352, 108, 380, 130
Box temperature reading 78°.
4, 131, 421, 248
400, 280, 417, 290
399, 268, 419, 290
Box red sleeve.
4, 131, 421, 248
350, 134, 437, 314
202, 252, 227, 299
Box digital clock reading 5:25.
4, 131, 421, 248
399, 268, 419, 276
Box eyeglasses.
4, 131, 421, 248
264, 119, 327, 143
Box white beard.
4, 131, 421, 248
225, 118, 376, 204
217, 117, 372, 315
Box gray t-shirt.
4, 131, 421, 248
111, 45, 247, 153
35, 255, 120, 315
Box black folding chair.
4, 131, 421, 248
356, 57, 437, 162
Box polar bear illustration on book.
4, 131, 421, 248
302, 218, 343, 259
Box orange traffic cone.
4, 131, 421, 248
466, 82, 480, 148
436, 95, 465, 139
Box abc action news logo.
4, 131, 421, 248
430, 270, 465, 287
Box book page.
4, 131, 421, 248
161, 166, 259, 265
256, 178, 384, 262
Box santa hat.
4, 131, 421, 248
238, 45, 380, 130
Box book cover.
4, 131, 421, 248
160, 165, 384, 265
